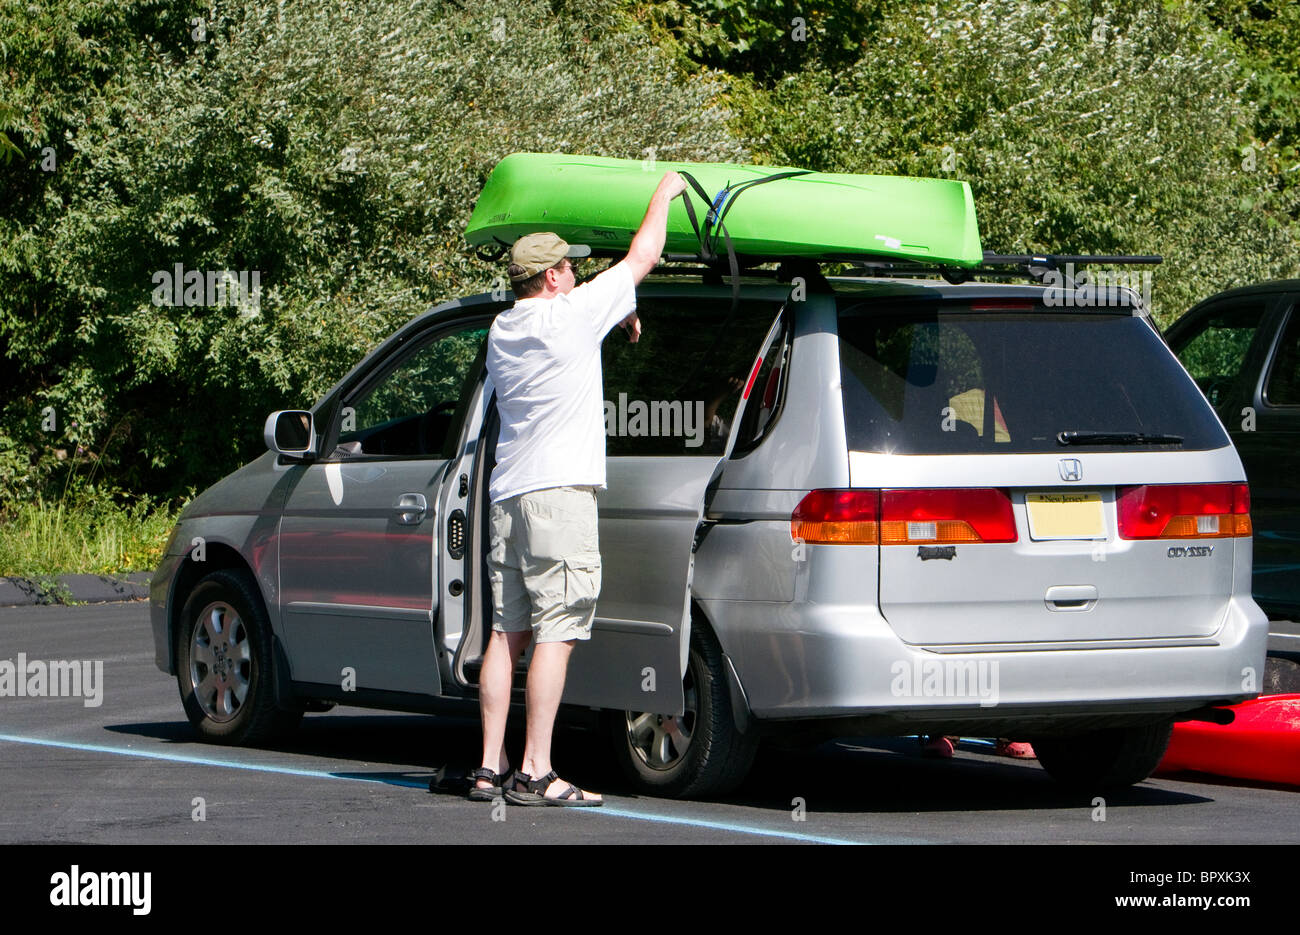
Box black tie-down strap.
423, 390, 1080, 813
474, 239, 511, 263
677, 168, 814, 263
677, 168, 813, 314
669, 168, 812, 399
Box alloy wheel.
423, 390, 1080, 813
623, 664, 699, 770
188, 601, 253, 722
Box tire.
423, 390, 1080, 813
607, 622, 759, 798
176, 569, 302, 745
1034, 720, 1173, 791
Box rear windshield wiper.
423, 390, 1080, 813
1057, 430, 1184, 446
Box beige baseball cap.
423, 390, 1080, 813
508, 232, 591, 282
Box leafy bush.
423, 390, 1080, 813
732, 0, 1299, 323
622, 0, 886, 84
1203, 0, 1300, 210
0, 0, 742, 507
3, 0, 1299, 545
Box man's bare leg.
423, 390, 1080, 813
477, 629, 531, 792
518, 638, 601, 802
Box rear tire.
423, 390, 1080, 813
1034, 721, 1173, 790
608, 623, 758, 798
176, 569, 302, 745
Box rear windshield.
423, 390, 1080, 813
838, 303, 1229, 454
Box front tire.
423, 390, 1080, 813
176, 569, 301, 745
1034, 721, 1173, 790
608, 622, 758, 798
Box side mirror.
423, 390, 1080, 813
264, 410, 317, 459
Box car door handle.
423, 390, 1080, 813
1044, 585, 1097, 612
394, 493, 427, 525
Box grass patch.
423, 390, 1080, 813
0, 482, 183, 578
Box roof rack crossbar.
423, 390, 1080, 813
637, 251, 1163, 290
981, 253, 1162, 267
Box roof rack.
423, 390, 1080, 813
970, 253, 1162, 289
648, 251, 1161, 290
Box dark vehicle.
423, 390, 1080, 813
1166, 280, 1300, 692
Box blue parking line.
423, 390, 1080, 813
0, 732, 428, 785
576, 805, 867, 844
0, 732, 872, 845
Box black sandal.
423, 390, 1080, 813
467, 766, 513, 802
504, 770, 602, 807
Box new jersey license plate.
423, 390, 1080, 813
1025, 491, 1105, 540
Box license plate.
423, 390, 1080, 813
1025, 491, 1105, 540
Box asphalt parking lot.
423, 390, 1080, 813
1, 602, 1297, 847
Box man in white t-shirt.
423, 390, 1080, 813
473, 172, 688, 806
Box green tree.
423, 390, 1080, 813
622, 0, 887, 84
0, 0, 742, 505
732, 0, 1299, 322
0, 0, 197, 502
1201, 0, 1300, 214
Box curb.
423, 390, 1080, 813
0, 572, 151, 607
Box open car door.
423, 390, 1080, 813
561, 292, 788, 714
561, 458, 713, 714
450, 288, 787, 716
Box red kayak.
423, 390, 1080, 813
1157, 694, 1300, 787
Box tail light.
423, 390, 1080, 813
1117, 483, 1251, 539
881, 488, 1017, 544
792, 488, 1017, 544
791, 489, 879, 544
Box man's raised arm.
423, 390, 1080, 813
621, 171, 688, 285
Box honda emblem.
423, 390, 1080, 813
1058, 458, 1083, 482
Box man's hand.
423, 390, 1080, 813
659, 171, 688, 200
619, 312, 641, 343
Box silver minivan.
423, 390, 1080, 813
151, 267, 1268, 796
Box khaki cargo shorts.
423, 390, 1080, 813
488, 485, 601, 644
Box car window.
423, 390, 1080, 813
336, 325, 488, 458
1265, 305, 1300, 406
601, 297, 780, 455
731, 311, 791, 456
838, 302, 1230, 454
1168, 302, 1267, 407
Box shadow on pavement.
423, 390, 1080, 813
103, 716, 1215, 812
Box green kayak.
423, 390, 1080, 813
466, 153, 983, 267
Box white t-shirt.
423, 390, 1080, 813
486, 262, 636, 503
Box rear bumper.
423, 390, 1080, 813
700, 592, 1268, 727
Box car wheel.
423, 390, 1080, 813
176, 569, 301, 745
1034, 720, 1173, 790
608, 622, 758, 798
